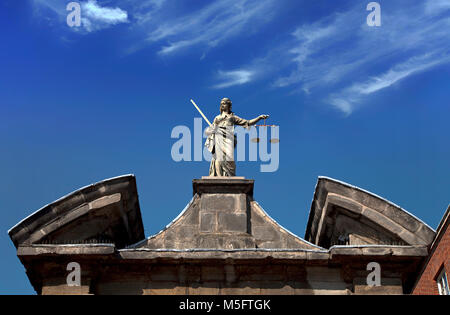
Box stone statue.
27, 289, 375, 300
205, 98, 269, 177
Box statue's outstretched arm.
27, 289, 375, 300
248, 114, 269, 126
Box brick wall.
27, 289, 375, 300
413, 219, 449, 295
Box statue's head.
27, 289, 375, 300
220, 98, 232, 114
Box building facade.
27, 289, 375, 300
412, 206, 450, 295
8, 175, 445, 295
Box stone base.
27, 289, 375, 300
201, 176, 246, 179
193, 178, 254, 196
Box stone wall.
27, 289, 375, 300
39, 262, 406, 295
306, 178, 435, 248
141, 178, 318, 250
10, 176, 430, 295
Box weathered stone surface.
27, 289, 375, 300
238, 265, 286, 281
250, 202, 319, 250
217, 212, 247, 233
11, 176, 430, 295
361, 207, 405, 237
200, 212, 215, 233
353, 277, 403, 295
143, 282, 187, 295
414, 224, 436, 244
183, 207, 199, 225
201, 266, 225, 282
201, 194, 236, 212
188, 282, 221, 295
42, 284, 92, 295
8, 175, 144, 249
260, 283, 295, 295
327, 194, 363, 215
360, 247, 393, 256
306, 266, 344, 282
18, 244, 116, 256
150, 266, 179, 282
142, 178, 317, 251
253, 225, 280, 242
219, 282, 261, 295
235, 194, 248, 213
177, 226, 197, 239
96, 280, 146, 295
193, 178, 254, 196
305, 177, 435, 248
306, 251, 329, 260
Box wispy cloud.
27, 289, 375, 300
130, 0, 166, 26
280, 2, 450, 114
144, 0, 277, 56
329, 52, 450, 114
426, 0, 450, 15
214, 1, 450, 114
34, 0, 277, 57
211, 41, 294, 90
33, 0, 450, 115
212, 70, 254, 89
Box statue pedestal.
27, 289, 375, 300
193, 177, 254, 197
192, 177, 254, 237
201, 176, 246, 179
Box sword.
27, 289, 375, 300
190, 99, 212, 127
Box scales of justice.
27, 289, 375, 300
190, 98, 278, 177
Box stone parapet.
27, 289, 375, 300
193, 177, 254, 197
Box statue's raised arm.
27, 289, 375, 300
205, 98, 270, 177
247, 114, 270, 127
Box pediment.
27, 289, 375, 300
305, 177, 435, 248
133, 178, 321, 250
8, 175, 144, 249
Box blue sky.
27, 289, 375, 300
1, 0, 449, 294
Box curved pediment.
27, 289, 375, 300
305, 177, 435, 248
8, 175, 144, 249
133, 177, 321, 250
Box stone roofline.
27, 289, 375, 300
8, 175, 145, 249
305, 177, 436, 248
10, 175, 436, 295
8, 174, 437, 254
17, 243, 428, 260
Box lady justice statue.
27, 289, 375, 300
191, 98, 269, 177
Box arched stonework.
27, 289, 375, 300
8, 175, 144, 249
134, 178, 321, 250
9, 175, 433, 295
305, 177, 435, 248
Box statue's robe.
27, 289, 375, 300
205, 112, 250, 177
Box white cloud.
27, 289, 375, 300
222, 1, 450, 114
33, 0, 66, 17
355, 56, 445, 95
212, 70, 254, 89
131, 0, 165, 22
81, 0, 128, 32
211, 42, 293, 89
329, 98, 354, 116
34, 0, 129, 32
34, 0, 276, 54
144, 0, 277, 55
33, 0, 277, 61
83, 1, 127, 23
426, 0, 450, 15
33, 0, 450, 114
329, 52, 450, 114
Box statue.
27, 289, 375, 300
203, 98, 269, 177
